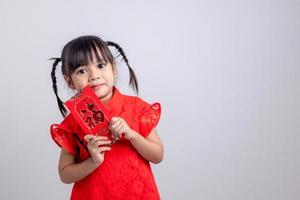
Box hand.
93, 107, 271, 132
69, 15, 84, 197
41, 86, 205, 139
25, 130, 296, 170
109, 117, 135, 141
83, 135, 112, 166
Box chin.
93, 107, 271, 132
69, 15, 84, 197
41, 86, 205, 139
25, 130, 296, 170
94, 90, 108, 99
93, 86, 113, 99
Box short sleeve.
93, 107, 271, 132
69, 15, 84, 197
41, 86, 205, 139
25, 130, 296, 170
50, 115, 78, 155
137, 98, 161, 137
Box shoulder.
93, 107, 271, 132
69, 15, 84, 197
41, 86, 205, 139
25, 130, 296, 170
121, 94, 151, 110
118, 91, 146, 106
116, 88, 161, 112
57, 114, 81, 132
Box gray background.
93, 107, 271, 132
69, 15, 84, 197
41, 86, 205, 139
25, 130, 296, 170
0, 0, 299, 199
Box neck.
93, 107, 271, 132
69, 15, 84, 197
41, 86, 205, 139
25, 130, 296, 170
101, 88, 115, 104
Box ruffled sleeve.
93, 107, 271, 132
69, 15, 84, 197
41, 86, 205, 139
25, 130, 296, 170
137, 98, 161, 137
50, 115, 79, 156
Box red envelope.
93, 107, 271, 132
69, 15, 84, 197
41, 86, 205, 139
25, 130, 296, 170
65, 85, 113, 139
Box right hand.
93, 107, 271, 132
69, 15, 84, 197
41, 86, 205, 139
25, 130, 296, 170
83, 135, 112, 166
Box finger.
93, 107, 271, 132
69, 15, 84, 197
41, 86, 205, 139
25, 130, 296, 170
93, 136, 109, 141
98, 146, 112, 153
110, 117, 119, 123
113, 136, 120, 141
95, 140, 112, 146
112, 131, 121, 141
84, 134, 95, 142
115, 123, 127, 134
89, 138, 99, 147
111, 128, 121, 139
111, 120, 123, 131
109, 117, 118, 127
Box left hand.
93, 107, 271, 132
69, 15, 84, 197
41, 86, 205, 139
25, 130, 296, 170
109, 117, 134, 141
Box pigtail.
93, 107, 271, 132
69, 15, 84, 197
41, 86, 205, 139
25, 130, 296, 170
106, 41, 139, 94
50, 57, 68, 118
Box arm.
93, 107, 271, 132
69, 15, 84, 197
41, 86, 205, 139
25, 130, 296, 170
128, 128, 164, 164
58, 148, 99, 184
58, 136, 112, 184
109, 117, 164, 164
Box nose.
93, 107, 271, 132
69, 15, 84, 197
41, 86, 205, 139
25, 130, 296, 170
88, 67, 101, 82
89, 76, 100, 82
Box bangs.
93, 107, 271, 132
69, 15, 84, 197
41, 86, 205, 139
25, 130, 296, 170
63, 36, 114, 75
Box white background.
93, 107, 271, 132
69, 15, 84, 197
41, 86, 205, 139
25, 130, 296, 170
0, 0, 299, 199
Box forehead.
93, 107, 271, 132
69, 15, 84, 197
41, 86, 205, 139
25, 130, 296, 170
76, 46, 107, 64
88, 49, 106, 63
65, 43, 110, 73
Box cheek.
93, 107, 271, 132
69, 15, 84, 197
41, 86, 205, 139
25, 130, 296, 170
110, 75, 116, 85
73, 78, 88, 89
104, 73, 115, 84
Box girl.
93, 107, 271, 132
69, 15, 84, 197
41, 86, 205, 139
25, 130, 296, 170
50, 35, 163, 200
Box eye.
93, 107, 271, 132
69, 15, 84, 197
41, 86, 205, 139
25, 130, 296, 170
76, 68, 87, 74
97, 63, 106, 69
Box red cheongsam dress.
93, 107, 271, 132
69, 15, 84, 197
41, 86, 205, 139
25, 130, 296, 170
50, 87, 162, 200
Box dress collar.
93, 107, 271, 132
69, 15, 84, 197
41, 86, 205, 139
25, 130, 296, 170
104, 87, 124, 116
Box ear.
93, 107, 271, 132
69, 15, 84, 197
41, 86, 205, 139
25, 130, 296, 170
63, 75, 76, 90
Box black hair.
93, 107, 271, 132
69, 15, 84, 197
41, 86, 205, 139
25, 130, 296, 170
50, 35, 139, 118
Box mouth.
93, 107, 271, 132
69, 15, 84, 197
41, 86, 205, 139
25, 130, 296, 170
91, 83, 105, 89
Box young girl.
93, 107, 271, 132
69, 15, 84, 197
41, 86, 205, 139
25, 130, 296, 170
50, 35, 163, 200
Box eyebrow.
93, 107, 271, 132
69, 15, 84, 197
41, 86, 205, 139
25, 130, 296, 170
77, 60, 107, 68
92, 60, 107, 64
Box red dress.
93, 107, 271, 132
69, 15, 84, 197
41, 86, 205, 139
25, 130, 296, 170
50, 87, 162, 200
